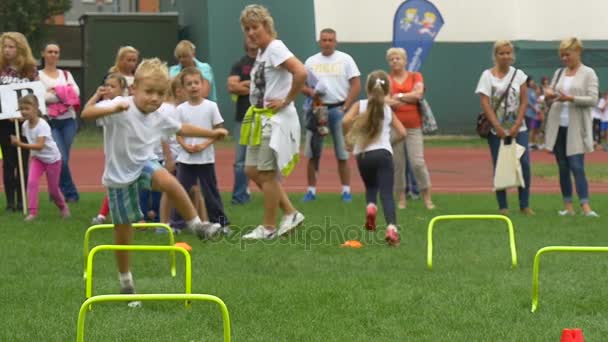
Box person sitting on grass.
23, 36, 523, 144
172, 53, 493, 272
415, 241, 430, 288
81, 58, 227, 305
342, 70, 406, 246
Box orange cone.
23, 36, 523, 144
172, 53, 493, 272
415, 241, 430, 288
561, 328, 584, 342
175, 242, 192, 252
340, 240, 363, 248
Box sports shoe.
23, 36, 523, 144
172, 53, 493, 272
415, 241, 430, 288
61, 207, 71, 219
120, 285, 141, 308
302, 191, 316, 202
365, 204, 377, 231
584, 210, 600, 217
385, 225, 400, 247
192, 221, 221, 239
278, 212, 305, 236
341, 192, 352, 203
24, 214, 36, 222
91, 215, 105, 225
558, 210, 575, 216
242, 225, 276, 240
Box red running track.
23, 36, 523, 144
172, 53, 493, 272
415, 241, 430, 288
2, 146, 605, 194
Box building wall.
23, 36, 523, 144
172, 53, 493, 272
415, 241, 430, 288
167, 0, 608, 133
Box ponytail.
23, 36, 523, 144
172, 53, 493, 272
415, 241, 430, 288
346, 70, 390, 149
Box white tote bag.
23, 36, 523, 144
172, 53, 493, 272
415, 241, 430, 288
493, 139, 526, 191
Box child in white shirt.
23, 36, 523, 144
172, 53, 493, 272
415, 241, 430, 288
175, 67, 230, 228
11, 95, 69, 221
81, 59, 227, 302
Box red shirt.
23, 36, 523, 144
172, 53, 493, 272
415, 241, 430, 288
390, 72, 423, 129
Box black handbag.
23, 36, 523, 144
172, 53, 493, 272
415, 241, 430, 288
476, 69, 518, 138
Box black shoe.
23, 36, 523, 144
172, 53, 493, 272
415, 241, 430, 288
5, 205, 15, 212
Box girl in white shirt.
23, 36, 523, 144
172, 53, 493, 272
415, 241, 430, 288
343, 70, 406, 246
10, 95, 69, 221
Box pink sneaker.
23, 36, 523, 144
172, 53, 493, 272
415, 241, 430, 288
385, 225, 400, 247
61, 207, 71, 218
365, 204, 377, 231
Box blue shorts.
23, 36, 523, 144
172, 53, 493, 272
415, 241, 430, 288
107, 160, 163, 224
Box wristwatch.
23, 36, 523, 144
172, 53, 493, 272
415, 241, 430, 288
397, 93, 404, 100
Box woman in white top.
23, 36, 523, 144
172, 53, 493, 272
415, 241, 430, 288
543, 37, 599, 217
343, 70, 406, 246
239, 4, 307, 240
476, 40, 532, 215
107, 46, 139, 93
39, 42, 81, 202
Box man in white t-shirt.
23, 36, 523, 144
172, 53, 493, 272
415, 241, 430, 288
302, 28, 361, 202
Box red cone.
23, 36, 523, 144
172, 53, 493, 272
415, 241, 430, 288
561, 328, 584, 342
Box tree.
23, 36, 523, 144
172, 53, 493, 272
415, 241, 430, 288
0, 0, 72, 49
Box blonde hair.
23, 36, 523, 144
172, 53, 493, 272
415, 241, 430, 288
18, 94, 42, 117
174, 40, 196, 59
0, 32, 37, 79
492, 40, 515, 63
169, 74, 183, 99
240, 4, 277, 38
559, 37, 583, 53
346, 70, 390, 149
134, 58, 169, 87
104, 73, 128, 91
386, 47, 407, 62
108, 46, 139, 73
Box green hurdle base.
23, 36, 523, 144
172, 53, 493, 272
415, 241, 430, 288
86, 245, 192, 307
83, 223, 176, 279
77, 294, 231, 342
531, 246, 608, 312
427, 215, 517, 270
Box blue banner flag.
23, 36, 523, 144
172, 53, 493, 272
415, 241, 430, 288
392, 0, 444, 71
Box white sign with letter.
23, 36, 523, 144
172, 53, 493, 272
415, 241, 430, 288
0, 81, 47, 120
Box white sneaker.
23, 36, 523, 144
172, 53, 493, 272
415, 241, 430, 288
91, 215, 105, 225
192, 221, 222, 239
277, 212, 305, 236
584, 211, 599, 217
243, 225, 276, 240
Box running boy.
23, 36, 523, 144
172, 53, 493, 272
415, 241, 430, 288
81, 58, 227, 299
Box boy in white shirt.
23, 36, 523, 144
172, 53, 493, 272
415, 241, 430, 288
81, 59, 227, 302
175, 67, 230, 228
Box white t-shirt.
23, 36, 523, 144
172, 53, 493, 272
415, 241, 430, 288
592, 98, 604, 120
601, 99, 608, 123
176, 100, 224, 165
158, 102, 182, 160
305, 51, 360, 104
22, 119, 61, 164
353, 100, 393, 155
250, 39, 295, 109
475, 67, 528, 132
96, 96, 181, 187
559, 76, 575, 127
39, 69, 80, 120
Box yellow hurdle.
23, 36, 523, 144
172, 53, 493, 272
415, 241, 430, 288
427, 215, 517, 270
76, 293, 231, 342
531, 246, 608, 312
83, 223, 176, 279
85, 245, 192, 301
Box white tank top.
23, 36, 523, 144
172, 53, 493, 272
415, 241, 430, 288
353, 99, 393, 155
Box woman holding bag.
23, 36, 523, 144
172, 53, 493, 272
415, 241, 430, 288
475, 40, 533, 215
39, 42, 81, 202
543, 37, 598, 217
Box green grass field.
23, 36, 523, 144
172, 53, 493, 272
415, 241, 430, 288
2, 193, 608, 341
